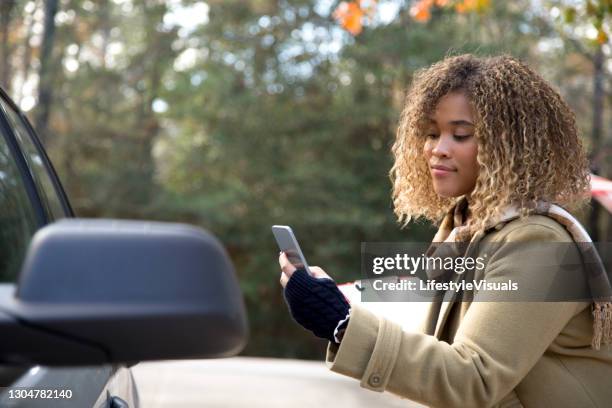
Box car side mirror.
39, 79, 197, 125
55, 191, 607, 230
0, 219, 248, 366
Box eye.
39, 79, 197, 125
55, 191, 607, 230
453, 134, 472, 141
426, 133, 439, 139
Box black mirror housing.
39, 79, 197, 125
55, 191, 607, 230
0, 219, 248, 365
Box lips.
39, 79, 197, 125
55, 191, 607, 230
430, 164, 456, 172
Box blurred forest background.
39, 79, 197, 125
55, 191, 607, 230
0, 0, 610, 359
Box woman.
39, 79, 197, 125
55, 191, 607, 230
278, 54, 612, 407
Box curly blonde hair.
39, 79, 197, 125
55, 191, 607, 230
389, 54, 591, 238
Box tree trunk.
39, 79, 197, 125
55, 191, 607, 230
17, 0, 38, 105
99, 0, 111, 69
588, 45, 604, 241
607, 97, 612, 243
35, 0, 59, 145
0, 0, 16, 93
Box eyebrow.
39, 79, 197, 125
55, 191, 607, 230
429, 119, 475, 126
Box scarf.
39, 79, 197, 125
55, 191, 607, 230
430, 198, 612, 350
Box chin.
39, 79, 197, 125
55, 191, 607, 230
434, 188, 465, 198
433, 187, 454, 198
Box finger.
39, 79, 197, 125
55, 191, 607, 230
279, 252, 297, 277
279, 271, 289, 288
309, 266, 332, 280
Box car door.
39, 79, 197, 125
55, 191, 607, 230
0, 89, 137, 408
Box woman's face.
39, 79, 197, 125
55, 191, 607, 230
423, 91, 479, 198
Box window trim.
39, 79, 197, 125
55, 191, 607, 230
0, 104, 46, 228
0, 87, 74, 220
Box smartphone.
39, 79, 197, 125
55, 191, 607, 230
272, 225, 311, 275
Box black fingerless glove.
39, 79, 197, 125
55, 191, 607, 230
283, 268, 351, 343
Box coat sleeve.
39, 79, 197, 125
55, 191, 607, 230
325, 223, 588, 408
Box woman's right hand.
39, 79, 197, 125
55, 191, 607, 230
278, 252, 350, 343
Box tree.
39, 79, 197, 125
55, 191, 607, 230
0, 0, 17, 93
34, 0, 59, 145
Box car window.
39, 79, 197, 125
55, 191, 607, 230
0, 129, 39, 283
0, 99, 66, 220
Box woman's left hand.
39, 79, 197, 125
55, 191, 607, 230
278, 252, 332, 287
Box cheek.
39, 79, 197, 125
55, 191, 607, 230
470, 144, 479, 171
467, 146, 480, 179
459, 142, 479, 174
423, 141, 432, 159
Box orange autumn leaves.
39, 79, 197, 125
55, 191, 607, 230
409, 0, 491, 22
410, 0, 491, 22
333, 0, 490, 36
332, 1, 377, 36
333, 1, 610, 46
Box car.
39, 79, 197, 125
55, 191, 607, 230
0, 87, 248, 407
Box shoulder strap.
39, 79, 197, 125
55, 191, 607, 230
533, 204, 612, 349
485, 202, 611, 349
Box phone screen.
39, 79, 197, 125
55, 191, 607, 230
284, 249, 306, 269
272, 225, 310, 273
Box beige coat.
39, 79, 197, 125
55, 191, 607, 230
325, 215, 612, 407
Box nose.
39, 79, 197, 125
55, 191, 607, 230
431, 134, 452, 157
